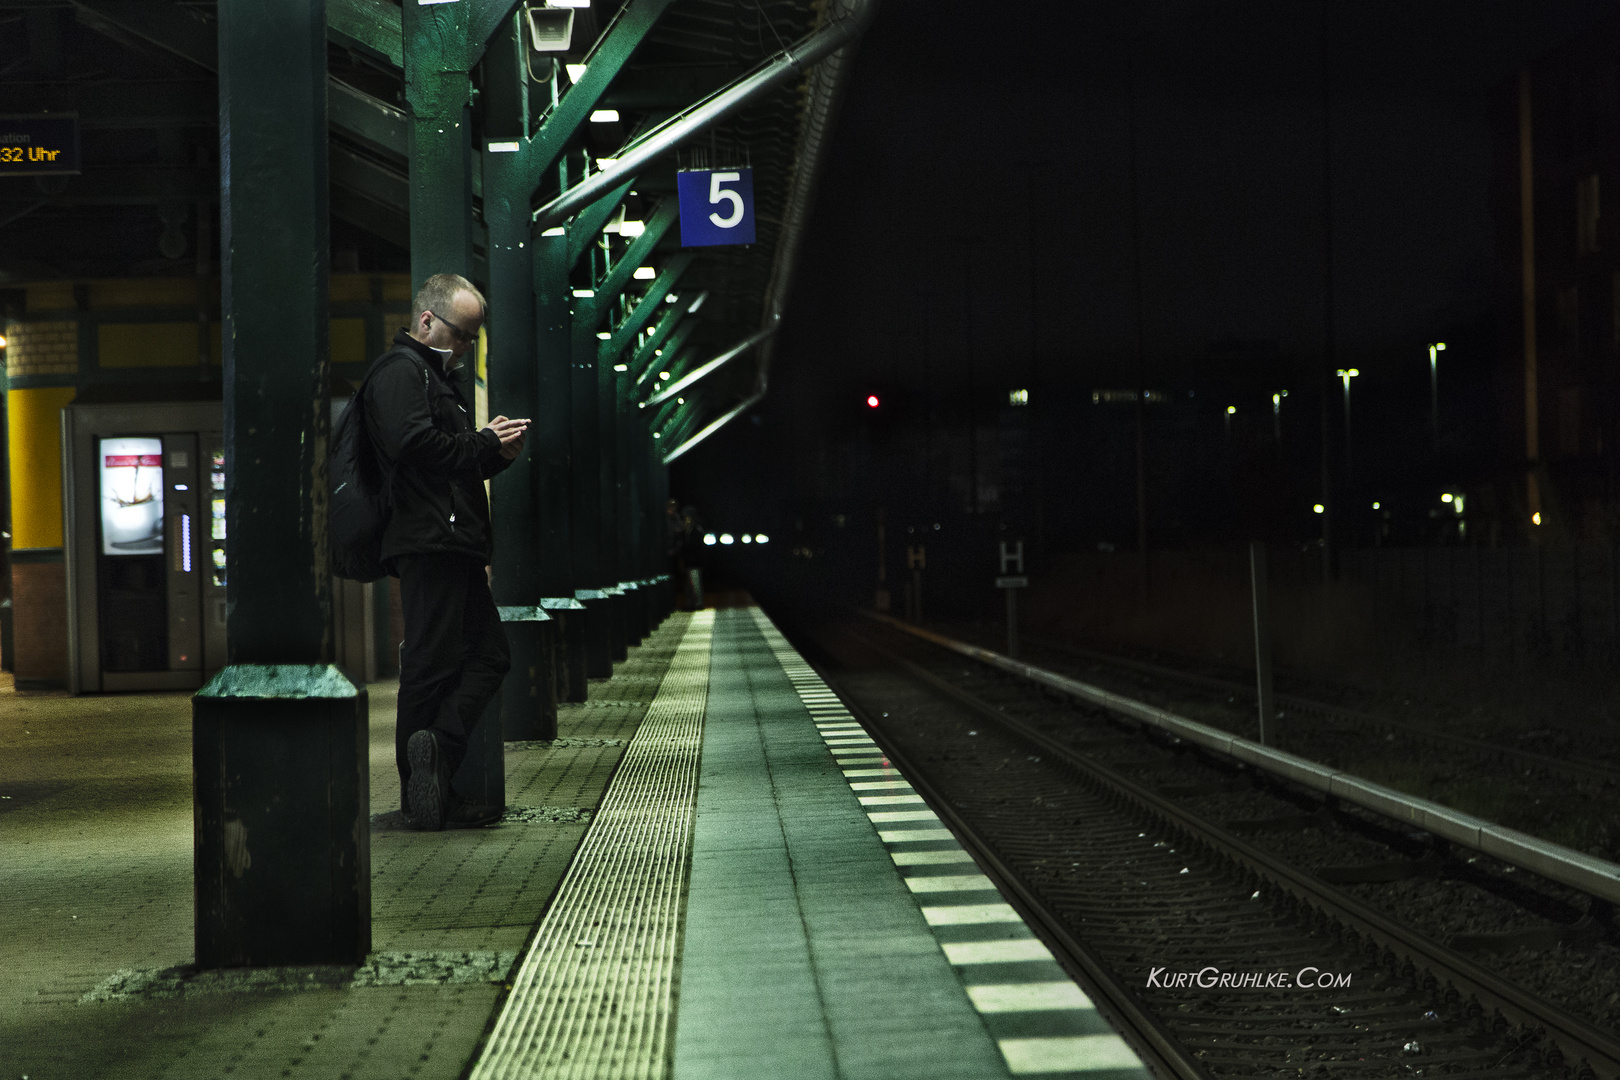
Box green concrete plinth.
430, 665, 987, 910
498, 606, 557, 741
193, 664, 370, 968
542, 597, 589, 702
576, 590, 614, 679
606, 586, 629, 661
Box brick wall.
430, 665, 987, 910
12, 560, 66, 687
3, 320, 78, 378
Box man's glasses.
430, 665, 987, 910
429, 310, 476, 344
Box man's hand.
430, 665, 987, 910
487, 415, 530, 460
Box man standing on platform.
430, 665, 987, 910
365, 273, 529, 830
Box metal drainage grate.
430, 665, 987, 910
470, 610, 714, 1080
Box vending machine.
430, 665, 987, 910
62, 394, 374, 693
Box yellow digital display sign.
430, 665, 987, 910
0, 115, 80, 176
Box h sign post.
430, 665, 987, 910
995, 540, 1027, 658
677, 169, 756, 247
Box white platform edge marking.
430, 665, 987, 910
469, 611, 713, 1080
745, 609, 1150, 1076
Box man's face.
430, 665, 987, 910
419, 289, 484, 364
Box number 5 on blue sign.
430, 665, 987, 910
677, 168, 756, 247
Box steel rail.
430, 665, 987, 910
867, 612, 1620, 907
852, 622, 1620, 1080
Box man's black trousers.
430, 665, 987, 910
394, 552, 510, 790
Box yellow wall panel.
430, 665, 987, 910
26, 282, 74, 312
331, 317, 367, 365
90, 278, 196, 308
380, 274, 412, 303
99, 322, 222, 368
8, 386, 77, 549
329, 275, 371, 303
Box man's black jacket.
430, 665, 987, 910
364, 329, 513, 567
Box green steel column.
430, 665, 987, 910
219, 0, 330, 662
403, 0, 473, 286
207, 0, 369, 970
483, 14, 557, 738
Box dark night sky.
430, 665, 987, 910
675, 0, 1618, 528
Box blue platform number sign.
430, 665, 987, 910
677, 168, 755, 247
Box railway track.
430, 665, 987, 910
795, 614, 1620, 1079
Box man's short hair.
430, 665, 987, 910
412, 273, 486, 323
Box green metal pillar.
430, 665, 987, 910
205, 0, 369, 969
483, 13, 557, 738
403, 0, 474, 287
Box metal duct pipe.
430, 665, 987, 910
643, 324, 776, 407
754, 0, 870, 392
662, 393, 764, 464
532, 0, 876, 231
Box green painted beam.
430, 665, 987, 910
601, 253, 693, 363
564, 180, 635, 267
510, 0, 677, 199
330, 79, 408, 160
327, 0, 404, 70
218, 0, 330, 662
73, 0, 217, 70
466, 0, 525, 70
629, 304, 686, 384
579, 199, 678, 334
533, 229, 576, 597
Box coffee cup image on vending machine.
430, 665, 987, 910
99, 436, 165, 554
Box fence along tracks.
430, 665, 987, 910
821, 615, 1620, 1079
1022, 633, 1620, 790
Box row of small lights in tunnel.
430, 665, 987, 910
703, 533, 769, 546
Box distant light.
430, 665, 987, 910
1372, 501, 1381, 510
1435, 342, 1446, 351
1453, 494, 1466, 514
666, 294, 678, 303
174, 484, 189, 491
619, 220, 645, 237
1272, 393, 1281, 405
572, 288, 594, 298
596, 331, 611, 340
1532, 511, 1542, 525
589, 109, 619, 123
1008, 388, 1029, 406
566, 64, 589, 81
1441, 493, 1452, 503
933, 523, 940, 530
1349, 368, 1359, 377
1226, 405, 1236, 415
594, 157, 618, 170
720, 533, 734, 545
1313, 504, 1325, 514
659, 371, 671, 380
654, 349, 662, 356
740, 534, 752, 544
613, 364, 628, 372
703, 533, 716, 545
677, 397, 684, 404
652, 431, 660, 438
633, 266, 656, 280
866, 395, 880, 408
687, 292, 707, 314
755, 534, 769, 544
0, 335, 8, 348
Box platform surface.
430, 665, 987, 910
1, 607, 1150, 1079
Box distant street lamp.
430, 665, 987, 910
1271, 390, 1287, 442
1336, 368, 1360, 480
1427, 342, 1445, 451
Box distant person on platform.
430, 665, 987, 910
365, 272, 529, 830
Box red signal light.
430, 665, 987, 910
866, 395, 880, 408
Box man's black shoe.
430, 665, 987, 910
446, 793, 503, 829
405, 729, 449, 831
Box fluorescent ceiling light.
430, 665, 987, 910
659, 371, 670, 380
686, 292, 707, 314
566, 64, 588, 81
665, 294, 677, 303
572, 288, 594, 298
589, 109, 619, 123
613, 364, 628, 372
596, 331, 611, 340
633, 266, 655, 280
619, 220, 645, 237
754, 534, 768, 544
703, 533, 716, 545
594, 157, 618, 170
487, 141, 520, 153
720, 533, 734, 545
540, 226, 564, 236
550, 0, 592, 8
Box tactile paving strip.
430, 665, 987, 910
469, 610, 714, 1080
747, 609, 1152, 1078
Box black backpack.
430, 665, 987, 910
329, 352, 410, 582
